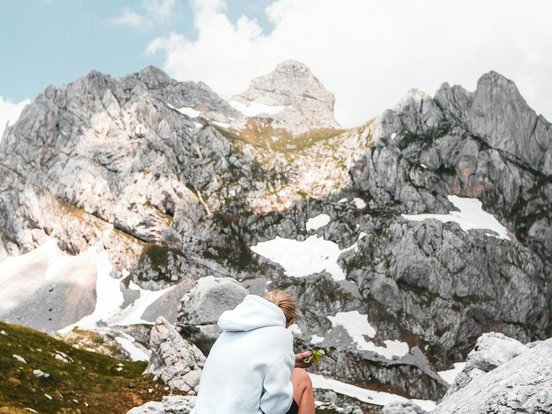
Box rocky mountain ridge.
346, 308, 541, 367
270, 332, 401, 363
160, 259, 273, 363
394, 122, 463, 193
0, 62, 550, 411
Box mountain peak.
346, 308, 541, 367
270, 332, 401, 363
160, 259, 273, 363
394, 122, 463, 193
137, 66, 172, 87
274, 59, 314, 75
231, 60, 340, 135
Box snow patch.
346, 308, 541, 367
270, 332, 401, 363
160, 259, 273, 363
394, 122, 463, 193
289, 323, 302, 335
13, 354, 27, 364
251, 230, 369, 281
311, 335, 324, 344
60, 250, 124, 331
108, 284, 174, 326
213, 121, 230, 129
113, 333, 150, 361
306, 214, 331, 231
177, 107, 201, 118
353, 198, 366, 209
228, 99, 285, 117
0, 238, 113, 329
438, 362, 467, 384
311, 374, 436, 411
167, 103, 201, 118
328, 311, 409, 359
402, 195, 511, 240
251, 236, 346, 280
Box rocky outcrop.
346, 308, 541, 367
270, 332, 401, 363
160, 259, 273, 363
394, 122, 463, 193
144, 317, 205, 394
346, 71, 552, 362
232, 60, 340, 135
177, 276, 248, 353
352, 71, 552, 259
127, 396, 196, 414
432, 337, 552, 413
382, 401, 426, 414
0, 66, 258, 286
445, 332, 528, 397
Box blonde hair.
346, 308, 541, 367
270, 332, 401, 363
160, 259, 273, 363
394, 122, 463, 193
264, 290, 296, 324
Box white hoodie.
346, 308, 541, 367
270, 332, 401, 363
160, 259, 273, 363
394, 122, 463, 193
193, 295, 295, 414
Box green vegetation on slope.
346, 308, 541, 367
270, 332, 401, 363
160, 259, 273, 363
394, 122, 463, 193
215, 118, 344, 154
0, 321, 172, 413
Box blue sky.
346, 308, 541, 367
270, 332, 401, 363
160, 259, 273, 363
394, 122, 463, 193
0, 0, 273, 101
1, 0, 551, 129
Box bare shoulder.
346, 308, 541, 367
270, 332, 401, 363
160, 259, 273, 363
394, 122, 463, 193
291, 368, 312, 384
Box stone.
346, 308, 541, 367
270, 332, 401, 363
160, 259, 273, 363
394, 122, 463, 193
433, 338, 552, 414
127, 396, 196, 414
445, 332, 528, 397
144, 317, 205, 394
382, 401, 427, 414
178, 276, 248, 353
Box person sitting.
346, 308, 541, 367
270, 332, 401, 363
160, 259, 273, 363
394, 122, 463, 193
193, 290, 315, 414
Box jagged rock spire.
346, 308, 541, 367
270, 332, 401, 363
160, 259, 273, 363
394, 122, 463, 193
231, 60, 340, 135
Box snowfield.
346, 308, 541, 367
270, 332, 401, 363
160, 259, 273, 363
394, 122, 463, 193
228, 99, 285, 117
402, 195, 511, 240
311, 374, 436, 411
251, 235, 346, 280
306, 213, 331, 231
0, 238, 178, 334
328, 311, 409, 359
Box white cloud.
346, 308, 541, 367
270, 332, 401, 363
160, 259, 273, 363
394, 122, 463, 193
110, 8, 151, 30
111, 0, 175, 30
146, 0, 552, 127
0, 97, 30, 142
143, 0, 176, 21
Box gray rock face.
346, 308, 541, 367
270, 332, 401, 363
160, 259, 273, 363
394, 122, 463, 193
127, 396, 196, 414
314, 389, 365, 413
445, 332, 528, 397
433, 338, 552, 414
353, 71, 552, 259
466, 71, 552, 175
144, 317, 205, 394
0, 66, 257, 287
177, 276, 248, 353
347, 71, 551, 362
382, 401, 426, 414
233, 60, 340, 135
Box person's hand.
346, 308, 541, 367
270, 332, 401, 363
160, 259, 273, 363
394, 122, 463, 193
294, 351, 312, 368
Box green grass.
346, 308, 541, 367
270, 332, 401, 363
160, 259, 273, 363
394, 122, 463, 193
0, 321, 175, 413
139, 243, 184, 270
214, 119, 344, 154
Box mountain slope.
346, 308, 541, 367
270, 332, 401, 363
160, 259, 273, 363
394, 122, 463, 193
0, 321, 170, 413
0, 63, 550, 405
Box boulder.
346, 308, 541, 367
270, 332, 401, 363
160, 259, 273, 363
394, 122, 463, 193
127, 396, 196, 414
178, 276, 248, 353
433, 338, 552, 414
445, 332, 528, 397
382, 401, 426, 414
144, 317, 205, 394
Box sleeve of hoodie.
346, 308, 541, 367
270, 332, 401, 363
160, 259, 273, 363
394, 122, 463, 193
260, 352, 295, 414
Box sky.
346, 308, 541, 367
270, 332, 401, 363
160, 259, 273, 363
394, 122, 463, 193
1, 0, 552, 136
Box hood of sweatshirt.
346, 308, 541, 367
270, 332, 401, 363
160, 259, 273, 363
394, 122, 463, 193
217, 295, 286, 332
